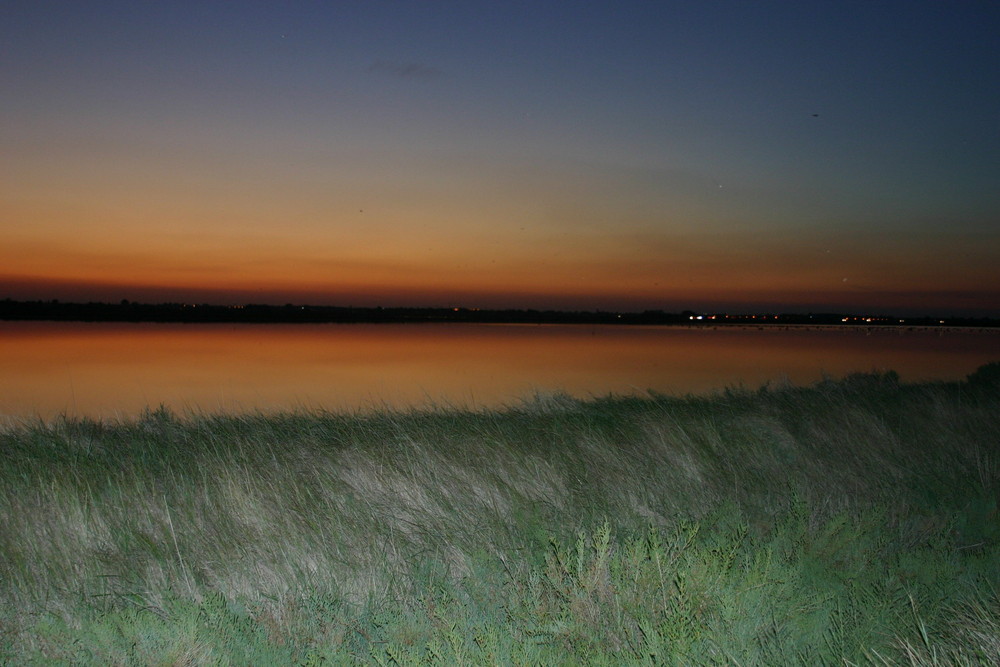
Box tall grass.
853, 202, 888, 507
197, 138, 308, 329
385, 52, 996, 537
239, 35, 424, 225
2, 363, 999, 664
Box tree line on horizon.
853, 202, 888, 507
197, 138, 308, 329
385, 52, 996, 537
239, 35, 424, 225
0, 297, 996, 327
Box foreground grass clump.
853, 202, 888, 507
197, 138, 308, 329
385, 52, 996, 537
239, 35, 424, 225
2, 363, 999, 664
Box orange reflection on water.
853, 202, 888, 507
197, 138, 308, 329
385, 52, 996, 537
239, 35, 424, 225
1, 321, 997, 421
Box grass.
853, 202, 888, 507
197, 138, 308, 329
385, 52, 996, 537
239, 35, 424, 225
1, 362, 999, 664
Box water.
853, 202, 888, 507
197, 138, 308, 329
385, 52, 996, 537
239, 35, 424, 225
2, 321, 997, 420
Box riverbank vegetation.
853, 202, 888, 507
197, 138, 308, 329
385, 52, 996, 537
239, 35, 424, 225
2, 363, 999, 664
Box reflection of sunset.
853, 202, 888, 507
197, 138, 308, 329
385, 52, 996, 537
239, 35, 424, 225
2, 322, 996, 421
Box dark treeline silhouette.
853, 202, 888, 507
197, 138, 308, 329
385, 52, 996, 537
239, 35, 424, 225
1, 299, 997, 327
0, 299, 683, 325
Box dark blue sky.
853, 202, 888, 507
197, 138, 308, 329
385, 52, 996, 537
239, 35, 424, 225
2, 1, 998, 314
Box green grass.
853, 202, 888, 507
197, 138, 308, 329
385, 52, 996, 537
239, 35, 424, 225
2, 363, 999, 664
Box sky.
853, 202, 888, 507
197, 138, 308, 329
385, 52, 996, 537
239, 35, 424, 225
2, 1, 998, 316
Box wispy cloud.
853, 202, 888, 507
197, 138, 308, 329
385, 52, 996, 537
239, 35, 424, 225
368, 60, 443, 81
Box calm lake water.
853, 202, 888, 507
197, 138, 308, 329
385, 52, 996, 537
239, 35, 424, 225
2, 321, 997, 421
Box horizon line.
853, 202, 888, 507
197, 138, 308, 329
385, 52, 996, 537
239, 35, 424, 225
3, 296, 998, 322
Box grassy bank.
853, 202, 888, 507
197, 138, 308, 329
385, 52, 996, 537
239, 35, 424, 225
2, 364, 999, 664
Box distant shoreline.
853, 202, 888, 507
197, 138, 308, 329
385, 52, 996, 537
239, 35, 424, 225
2, 298, 998, 328
3, 320, 999, 336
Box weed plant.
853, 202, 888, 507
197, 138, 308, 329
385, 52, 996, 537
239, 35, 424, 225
1, 363, 999, 664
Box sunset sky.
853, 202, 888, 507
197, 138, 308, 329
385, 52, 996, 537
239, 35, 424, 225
3, 1, 998, 315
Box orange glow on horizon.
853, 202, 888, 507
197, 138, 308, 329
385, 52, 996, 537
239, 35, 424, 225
4, 190, 998, 315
